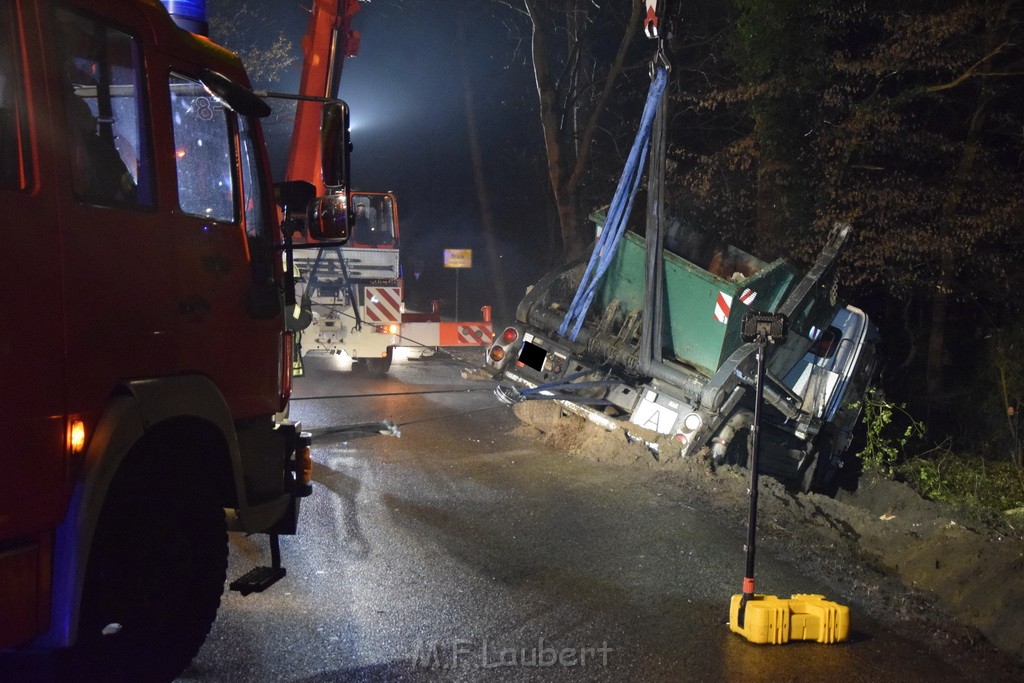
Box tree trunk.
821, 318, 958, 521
456, 13, 509, 318
926, 96, 988, 397
523, 0, 641, 262
924, 1, 1007, 397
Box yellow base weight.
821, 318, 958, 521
729, 594, 850, 645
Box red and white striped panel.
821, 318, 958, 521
714, 292, 733, 324
458, 323, 494, 345
364, 286, 402, 322
439, 322, 494, 346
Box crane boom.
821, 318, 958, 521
286, 0, 361, 195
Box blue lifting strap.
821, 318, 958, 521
557, 66, 669, 342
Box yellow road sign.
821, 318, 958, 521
444, 248, 472, 269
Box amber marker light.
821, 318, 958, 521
68, 419, 86, 454
299, 444, 312, 487
294, 441, 313, 497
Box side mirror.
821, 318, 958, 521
274, 180, 316, 239
321, 101, 351, 190
307, 194, 349, 243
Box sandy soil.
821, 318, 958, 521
511, 400, 1024, 673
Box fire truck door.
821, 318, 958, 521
51, 3, 178, 422
167, 71, 280, 414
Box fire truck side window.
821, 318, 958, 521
0, 0, 30, 190
238, 116, 267, 238
170, 73, 235, 222
58, 8, 151, 206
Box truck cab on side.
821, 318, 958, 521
0, 0, 349, 678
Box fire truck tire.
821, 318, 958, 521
71, 440, 228, 682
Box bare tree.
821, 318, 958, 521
208, 1, 297, 85
519, 0, 643, 261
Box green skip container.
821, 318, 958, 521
595, 230, 799, 378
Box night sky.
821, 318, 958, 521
243, 0, 548, 321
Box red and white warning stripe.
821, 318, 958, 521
439, 322, 494, 347
715, 288, 759, 325
714, 292, 733, 324
644, 0, 660, 38
364, 286, 402, 322
458, 324, 493, 345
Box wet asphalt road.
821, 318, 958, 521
179, 351, 997, 682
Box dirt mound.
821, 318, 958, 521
513, 401, 1024, 666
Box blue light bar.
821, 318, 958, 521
162, 0, 209, 36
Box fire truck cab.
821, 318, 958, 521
0, 0, 350, 678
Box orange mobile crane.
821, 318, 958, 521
283, 0, 493, 376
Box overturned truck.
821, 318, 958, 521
487, 56, 879, 494
486, 214, 878, 493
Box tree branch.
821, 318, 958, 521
566, 1, 642, 194
925, 41, 1009, 93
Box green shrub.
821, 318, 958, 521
853, 387, 926, 477
899, 451, 1024, 520
854, 387, 1024, 521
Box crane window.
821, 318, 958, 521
0, 0, 30, 190
170, 73, 235, 222
58, 7, 151, 206
351, 193, 397, 246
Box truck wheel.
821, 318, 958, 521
720, 428, 751, 467
72, 442, 227, 682
364, 346, 393, 377
807, 433, 843, 496
723, 428, 808, 490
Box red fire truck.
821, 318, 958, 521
0, 0, 350, 678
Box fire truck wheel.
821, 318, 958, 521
72, 440, 228, 682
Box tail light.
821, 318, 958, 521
488, 327, 520, 367
683, 413, 703, 432
280, 331, 293, 412
376, 323, 400, 335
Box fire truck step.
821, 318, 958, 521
229, 533, 286, 595
229, 565, 287, 596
